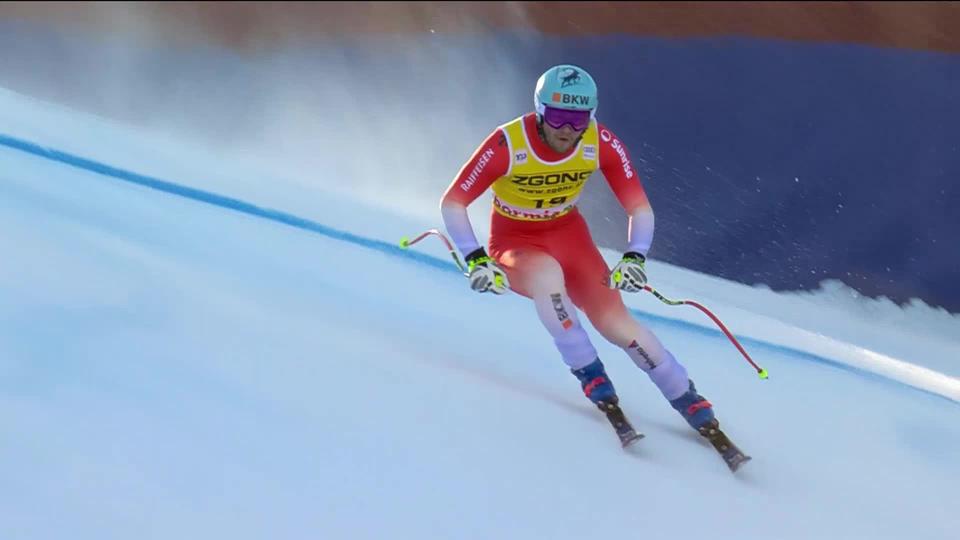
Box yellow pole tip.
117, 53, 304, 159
758, 369, 769, 380
399, 236, 410, 249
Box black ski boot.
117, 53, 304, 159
670, 380, 751, 472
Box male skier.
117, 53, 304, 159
439, 64, 749, 471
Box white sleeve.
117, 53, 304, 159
441, 200, 483, 257
626, 206, 654, 256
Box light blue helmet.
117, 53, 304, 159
534, 64, 598, 118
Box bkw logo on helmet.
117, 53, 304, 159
551, 93, 591, 106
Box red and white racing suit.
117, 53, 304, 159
439, 113, 691, 401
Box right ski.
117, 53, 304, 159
597, 399, 645, 448
617, 428, 645, 448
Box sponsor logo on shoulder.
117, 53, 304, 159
460, 148, 496, 192
610, 138, 634, 179
582, 144, 596, 160
515, 150, 528, 164
600, 129, 634, 179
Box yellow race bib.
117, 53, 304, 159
491, 115, 599, 221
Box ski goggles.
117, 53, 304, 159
542, 106, 592, 131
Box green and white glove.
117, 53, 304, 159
465, 248, 510, 295
609, 251, 647, 293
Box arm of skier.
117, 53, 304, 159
439, 129, 511, 258
597, 123, 654, 257
598, 123, 654, 292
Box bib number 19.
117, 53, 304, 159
534, 196, 568, 208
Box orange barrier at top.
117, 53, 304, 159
2, 1, 959, 53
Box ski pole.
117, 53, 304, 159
642, 285, 768, 380
399, 229, 467, 275
399, 229, 767, 380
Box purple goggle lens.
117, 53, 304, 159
542, 106, 591, 131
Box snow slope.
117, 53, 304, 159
1, 90, 958, 540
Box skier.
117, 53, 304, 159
439, 64, 748, 469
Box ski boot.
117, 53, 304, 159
572, 358, 644, 448
670, 380, 751, 472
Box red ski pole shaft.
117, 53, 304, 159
643, 285, 768, 380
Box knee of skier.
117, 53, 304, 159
585, 301, 647, 349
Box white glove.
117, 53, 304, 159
609, 252, 647, 293
465, 248, 510, 295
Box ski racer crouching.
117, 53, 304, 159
439, 64, 749, 470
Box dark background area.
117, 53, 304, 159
2, 2, 957, 313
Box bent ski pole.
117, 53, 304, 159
400, 229, 508, 291
642, 285, 768, 380
399, 229, 467, 275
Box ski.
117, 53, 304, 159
597, 399, 645, 448
697, 419, 752, 473
618, 428, 645, 448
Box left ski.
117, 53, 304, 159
697, 419, 752, 473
